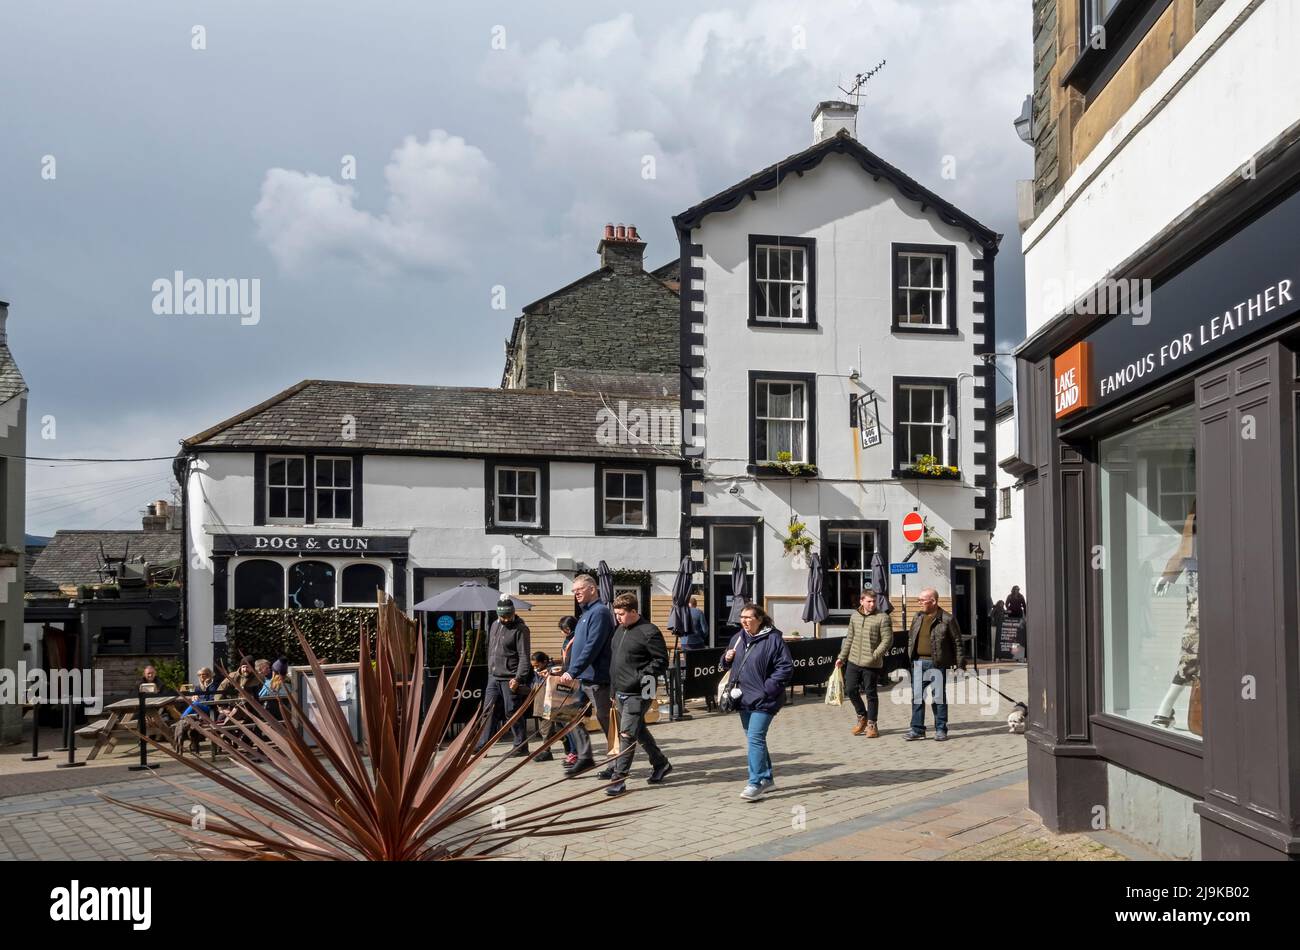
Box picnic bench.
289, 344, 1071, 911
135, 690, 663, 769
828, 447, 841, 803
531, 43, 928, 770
78, 696, 181, 760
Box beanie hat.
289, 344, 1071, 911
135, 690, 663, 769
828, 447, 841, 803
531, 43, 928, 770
271, 658, 288, 676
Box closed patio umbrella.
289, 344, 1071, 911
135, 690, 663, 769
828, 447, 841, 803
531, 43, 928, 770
802, 553, 829, 627
667, 556, 693, 635
871, 550, 893, 614
597, 560, 615, 606
727, 554, 748, 625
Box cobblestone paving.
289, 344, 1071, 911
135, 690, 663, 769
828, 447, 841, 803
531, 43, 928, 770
0, 668, 1053, 861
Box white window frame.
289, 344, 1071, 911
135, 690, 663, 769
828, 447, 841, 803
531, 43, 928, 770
267, 455, 307, 524
899, 385, 950, 465
314, 456, 354, 524
999, 487, 1013, 520
602, 469, 648, 530
495, 465, 542, 528
753, 244, 809, 323
755, 379, 809, 463
825, 527, 879, 612
896, 251, 949, 327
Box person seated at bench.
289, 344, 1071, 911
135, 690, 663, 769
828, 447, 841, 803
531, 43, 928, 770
258, 659, 291, 721
138, 664, 176, 697
173, 667, 220, 755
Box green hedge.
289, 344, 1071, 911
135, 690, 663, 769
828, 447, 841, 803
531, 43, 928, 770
227, 608, 378, 665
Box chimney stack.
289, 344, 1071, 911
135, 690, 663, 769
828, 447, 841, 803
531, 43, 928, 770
0, 300, 8, 346
811, 100, 858, 144
142, 499, 170, 532
598, 221, 647, 272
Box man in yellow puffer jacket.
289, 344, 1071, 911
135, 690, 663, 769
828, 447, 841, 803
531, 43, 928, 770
835, 589, 893, 738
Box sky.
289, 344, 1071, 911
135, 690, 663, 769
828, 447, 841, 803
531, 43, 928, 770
2, 0, 1033, 537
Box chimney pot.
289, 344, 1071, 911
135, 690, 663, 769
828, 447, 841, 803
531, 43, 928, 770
615, 224, 626, 240
604, 223, 615, 240
627, 225, 639, 241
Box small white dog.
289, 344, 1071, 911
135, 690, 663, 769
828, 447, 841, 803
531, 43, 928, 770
1007, 702, 1028, 734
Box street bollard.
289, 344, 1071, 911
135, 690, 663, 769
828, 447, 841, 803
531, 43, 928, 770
128, 690, 158, 772
56, 694, 85, 769
21, 698, 47, 762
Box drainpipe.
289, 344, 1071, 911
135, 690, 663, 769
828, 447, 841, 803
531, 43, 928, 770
172, 451, 192, 677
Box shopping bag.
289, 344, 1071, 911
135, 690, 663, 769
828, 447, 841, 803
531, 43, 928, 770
824, 666, 845, 707
542, 668, 584, 725
606, 701, 620, 757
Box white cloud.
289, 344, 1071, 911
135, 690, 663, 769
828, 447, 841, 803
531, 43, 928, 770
480, 1, 1031, 245
253, 130, 500, 277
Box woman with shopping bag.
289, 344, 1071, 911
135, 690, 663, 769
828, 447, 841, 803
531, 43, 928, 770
835, 589, 893, 738
719, 603, 794, 802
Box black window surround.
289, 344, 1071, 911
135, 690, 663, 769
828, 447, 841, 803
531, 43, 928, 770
748, 370, 818, 472
233, 556, 390, 610
891, 242, 959, 334
594, 461, 658, 536
1062, 0, 1174, 104
748, 234, 818, 329
818, 519, 890, 621
254, 451, 364, 528
699, 515, 764, 645
484, 457, 550, 535
892, 376, 959, 473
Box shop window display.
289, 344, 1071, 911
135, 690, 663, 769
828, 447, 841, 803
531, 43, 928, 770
1098, 406, 1201, 740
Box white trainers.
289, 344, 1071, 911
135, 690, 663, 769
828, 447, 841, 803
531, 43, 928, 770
759, 778, 776, 793
740, 784, 764, 801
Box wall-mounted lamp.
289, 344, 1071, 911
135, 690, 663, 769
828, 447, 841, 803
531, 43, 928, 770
968, 542, 985, 563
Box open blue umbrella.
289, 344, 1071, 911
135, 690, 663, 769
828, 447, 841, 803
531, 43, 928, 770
727, 553, 748, 625
597, 560, 615, 606
802, 553, 829, 625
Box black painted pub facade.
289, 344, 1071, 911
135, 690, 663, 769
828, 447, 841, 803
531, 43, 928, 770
1011, 143, 1300, 860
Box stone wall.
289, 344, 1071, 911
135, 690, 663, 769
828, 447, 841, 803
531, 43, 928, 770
511, 248, 678, 390
1107, 763, 1202, 859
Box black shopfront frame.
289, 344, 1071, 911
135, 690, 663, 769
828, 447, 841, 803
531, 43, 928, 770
1013, 166, 1300, 859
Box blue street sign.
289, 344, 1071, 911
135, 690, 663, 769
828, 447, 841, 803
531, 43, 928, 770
436, 614, 455, 632
889, 562, 918, 575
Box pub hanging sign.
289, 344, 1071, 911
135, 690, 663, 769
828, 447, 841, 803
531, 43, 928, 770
853, 393, 883, 448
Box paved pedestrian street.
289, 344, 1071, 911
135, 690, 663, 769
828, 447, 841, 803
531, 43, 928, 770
0, 667, 1129, 861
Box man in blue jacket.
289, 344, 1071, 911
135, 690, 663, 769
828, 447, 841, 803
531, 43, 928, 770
559, 573, 615, 777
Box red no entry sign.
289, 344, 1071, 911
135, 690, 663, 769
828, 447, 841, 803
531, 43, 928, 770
902, 512, 925, 544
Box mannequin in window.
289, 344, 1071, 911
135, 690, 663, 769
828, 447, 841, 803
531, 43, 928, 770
1151, 504, 1198, 728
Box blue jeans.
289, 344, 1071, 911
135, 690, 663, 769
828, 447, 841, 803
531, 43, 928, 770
738, 708, 775, 786
909, 660, 948, 735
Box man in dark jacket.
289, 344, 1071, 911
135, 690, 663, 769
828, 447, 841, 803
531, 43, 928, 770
906, 588, 965, 742
476, 595, 532, 756
559, 574, 615, 777
605, 593, 672, 796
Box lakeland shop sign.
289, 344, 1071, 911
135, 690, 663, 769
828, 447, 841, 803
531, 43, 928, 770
1053, 185, 1300, 420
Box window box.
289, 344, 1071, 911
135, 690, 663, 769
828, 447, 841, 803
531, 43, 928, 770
896, 456, 962, 481
751, 459, 820, 479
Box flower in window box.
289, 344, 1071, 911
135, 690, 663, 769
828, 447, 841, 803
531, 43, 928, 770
760, 451, 819, 478
902, 454, 961, 480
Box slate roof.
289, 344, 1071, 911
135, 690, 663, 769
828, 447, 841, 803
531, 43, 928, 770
673, 129, 1002, 250
183, 380, 684, 461
27, 530, 182, 594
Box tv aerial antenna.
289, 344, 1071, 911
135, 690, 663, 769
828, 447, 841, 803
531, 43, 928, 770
838, 60, 887, 108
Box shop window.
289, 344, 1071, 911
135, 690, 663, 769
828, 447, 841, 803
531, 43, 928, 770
709, 524, 756, 642
288, 561, 336, 610
234, 559, 285, 609
824, 526, 879, 612
1098, 405, 1201, 740
341, 563, 386, 605
749, 235, 816, 327
892, 244, 956, 332
268, 455, 306, 522
315, 457, 353, 522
